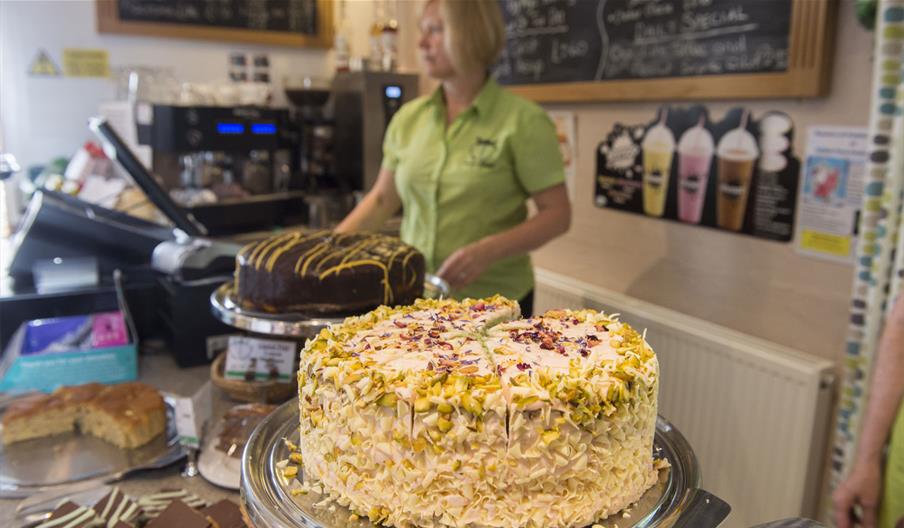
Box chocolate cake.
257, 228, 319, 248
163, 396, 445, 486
234, 230, 425, 315
215, 403, 276, 458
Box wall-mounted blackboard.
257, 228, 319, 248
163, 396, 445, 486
117, 0, 318, 34
97, 0, 333, 48
494, 0, 836, 102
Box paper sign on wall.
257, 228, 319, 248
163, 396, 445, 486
62, 49, 110, 78
795, 126, 868, 262
224, 336, 295, 382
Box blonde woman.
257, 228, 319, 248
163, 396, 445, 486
336, 0, 571, 316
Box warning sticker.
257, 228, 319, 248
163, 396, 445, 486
28, 50, 61, 76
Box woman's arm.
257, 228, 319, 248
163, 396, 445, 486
833, 294, 904, 528
437, 183, 571, 290
334, 168, 402, 233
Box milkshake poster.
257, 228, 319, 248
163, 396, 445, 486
594, 106, 800, 242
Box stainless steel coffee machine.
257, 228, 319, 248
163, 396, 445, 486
331, 71, 419, 192
136, 104, 305, 235
278, 71, 419, 229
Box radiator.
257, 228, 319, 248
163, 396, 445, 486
534, 268, 836, 528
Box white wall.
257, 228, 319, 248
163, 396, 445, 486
527, 0, 872, 361
0, 0, 419, 171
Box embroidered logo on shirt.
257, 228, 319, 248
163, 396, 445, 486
466, 137, 498, 169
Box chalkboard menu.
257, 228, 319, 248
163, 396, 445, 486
97, 0, 332, 48
494, 0, 835, 102
117, 0, 317, 35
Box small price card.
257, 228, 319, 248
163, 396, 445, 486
172, 381, 213, 448
224, 336, 295, 382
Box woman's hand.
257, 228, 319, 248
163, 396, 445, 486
436, 241, 496, 291
833, 458, 883, 528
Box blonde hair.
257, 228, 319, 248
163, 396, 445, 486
429, 0, 505, 74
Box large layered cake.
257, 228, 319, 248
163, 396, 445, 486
235, 230, 425, 315
297, 296, 660, 527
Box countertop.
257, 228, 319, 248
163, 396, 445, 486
0, 348, 260, 526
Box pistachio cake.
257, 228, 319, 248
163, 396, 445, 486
297, 296, 659, 528
235, 230, 425, 315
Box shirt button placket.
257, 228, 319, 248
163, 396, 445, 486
430, 140, 447, 269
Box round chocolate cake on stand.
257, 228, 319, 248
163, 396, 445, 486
235, 230, 426, 316
211, 230, 444, 339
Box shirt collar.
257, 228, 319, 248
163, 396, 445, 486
429, 77, 500, 117
471, 77, 500, 115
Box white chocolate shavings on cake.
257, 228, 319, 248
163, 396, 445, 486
295, 296, 660, 528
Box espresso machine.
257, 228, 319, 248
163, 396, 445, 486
284, 79, 334, 193
136, 104, 306, 235
280, 71, 418, 227
332, 71, 419, 192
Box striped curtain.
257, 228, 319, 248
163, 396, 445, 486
829, 0, 904, 522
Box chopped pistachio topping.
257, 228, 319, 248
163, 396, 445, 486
297, 297, 659, 528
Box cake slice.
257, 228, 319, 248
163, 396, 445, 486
78, 382, 166, 449
215, 404, 276, 458
484, 309, 660, 527
1, 393, 76, 444
404, 336, 509, 527
1, 382, 165, 449
1, 383, 104, 444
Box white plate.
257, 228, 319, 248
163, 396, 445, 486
198, 433, 241, 490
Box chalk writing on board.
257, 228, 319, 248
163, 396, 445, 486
495, 0, 791, 85
117, 0, 318, 35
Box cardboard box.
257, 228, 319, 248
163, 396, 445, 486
0, 311, 137, 393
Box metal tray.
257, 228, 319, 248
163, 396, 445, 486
241, 402, 730, 528
210, 275, 451, 339
0, 395, 183, 499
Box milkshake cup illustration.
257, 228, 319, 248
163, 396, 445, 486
677, 116, 715, 224
716, 111, 759, 231
642, 110, 676, 217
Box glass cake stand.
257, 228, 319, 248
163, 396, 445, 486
210, 275, 450, 339
241, 401, 731, 528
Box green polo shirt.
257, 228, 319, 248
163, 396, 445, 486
381, 78, 565, 300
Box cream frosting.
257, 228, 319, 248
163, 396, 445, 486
297, 297, 659, 528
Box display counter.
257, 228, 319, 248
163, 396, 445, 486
0, 349, 240, 525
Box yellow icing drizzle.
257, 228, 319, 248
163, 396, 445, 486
251, 231, 303, 269
401, 251, 419, 288
319, 259, 393, 304
265, 231, 323, 272
245, 231, 421, 306
299, 241, 332, 275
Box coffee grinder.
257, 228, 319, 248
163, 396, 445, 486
283, 78, 336, 192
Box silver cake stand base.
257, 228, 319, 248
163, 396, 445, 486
210, 275, 450, 339
241, 401, 730, 528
